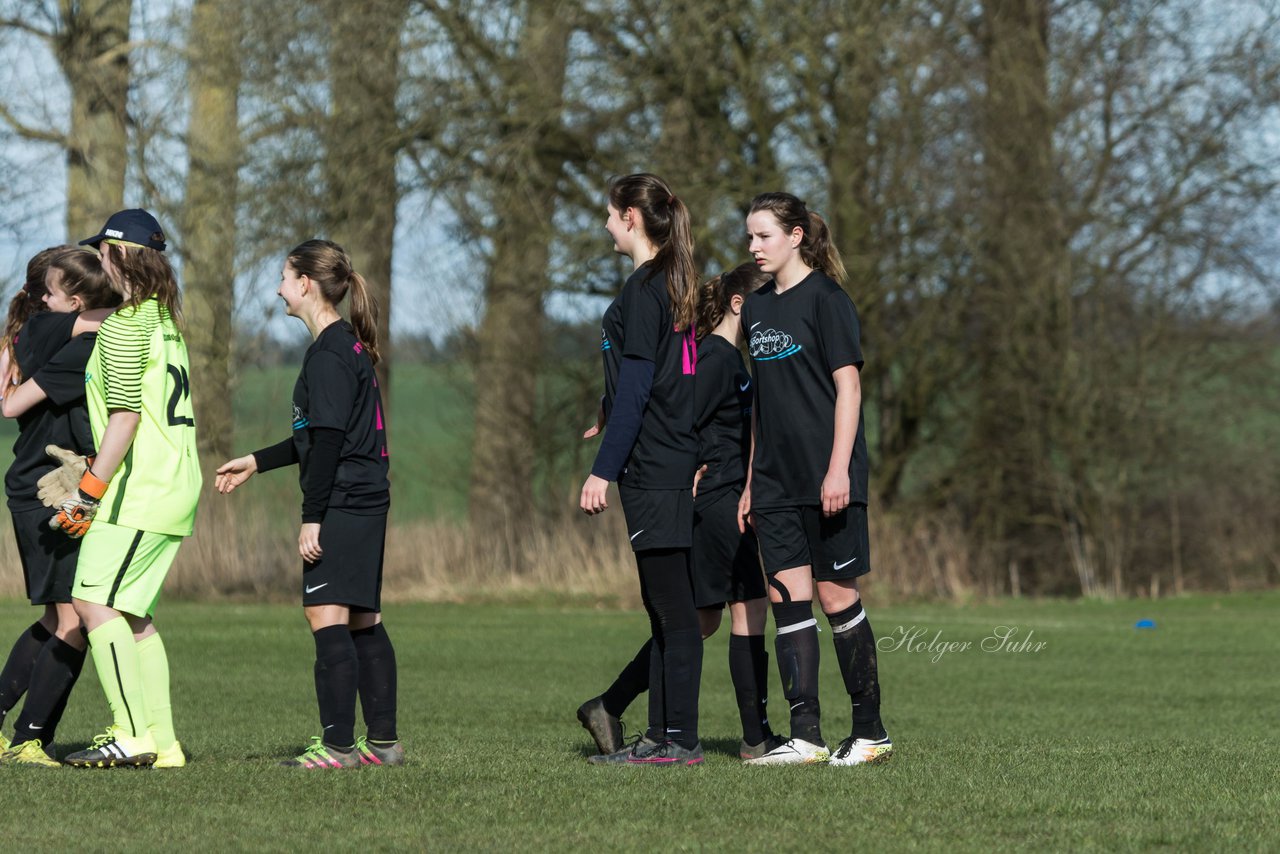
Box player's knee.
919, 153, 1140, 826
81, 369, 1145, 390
817, 580, 860, 615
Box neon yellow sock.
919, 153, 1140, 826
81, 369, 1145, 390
135, 632, 175, 750
87, 618, 148, 739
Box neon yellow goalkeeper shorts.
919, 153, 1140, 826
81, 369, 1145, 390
72, 520, 184, 618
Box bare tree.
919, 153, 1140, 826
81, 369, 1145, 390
182, 0, 242, 465
322, 0, 410, 401
0, 0, 131, 240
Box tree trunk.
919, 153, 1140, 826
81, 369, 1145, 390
58, 0, 131, 240
820, 4, 893, 502
970, 0, 1071, 590
323, 0, 409, 402
182, 0, 242, 466
467, 0, 570, 532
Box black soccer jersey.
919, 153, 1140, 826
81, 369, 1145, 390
291, 320, 389, 512
599, 264, 697, 489
694, 334, 752, 496
741, 270, 869, 509
5, 312, 97, 512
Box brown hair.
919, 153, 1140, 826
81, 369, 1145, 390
100, 241, 183, 327
2, 246, 72, 381
696, 262, 770, 340
48, 248, 120, 310
287, 239, 381, 365
748, 192, 847, 284
609, 173, 698, 331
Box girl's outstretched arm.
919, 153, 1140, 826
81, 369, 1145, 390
1, 376, 49, 418
72, 307, 115, 337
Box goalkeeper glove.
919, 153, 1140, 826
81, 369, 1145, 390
36, 445, 91, 508
49, 469, 109, 539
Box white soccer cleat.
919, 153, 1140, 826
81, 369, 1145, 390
829, 735, 893, 766
743, 737, 830, 765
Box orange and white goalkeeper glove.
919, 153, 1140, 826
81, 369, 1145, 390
49, 469, 109, 538
36, 445, 92, 508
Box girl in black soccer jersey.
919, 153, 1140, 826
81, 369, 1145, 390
578, 173, 704, 766
215, 240, 402, 770
737, 192, 892, 766
0, 247, 119, 767
578, 262, 782, 761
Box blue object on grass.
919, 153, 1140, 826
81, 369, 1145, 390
1135, 619, 1156, 629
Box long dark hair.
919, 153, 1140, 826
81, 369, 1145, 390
100, 240, 184, 327
2, 246, 71, 380
696, 262, 769, 340
609, 173, 698, 331
287, 239, 381, 365
748, 192, 847, 284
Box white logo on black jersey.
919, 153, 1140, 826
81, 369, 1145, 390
750, 328, 802, 361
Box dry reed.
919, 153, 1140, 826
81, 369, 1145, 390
0, 503, 981, 606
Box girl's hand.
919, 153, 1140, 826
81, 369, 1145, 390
583, 400, 606, 439
0, 348, 16, 391
692, 464, 708, 497
737, 483, 753, 534
215, 455, 258, 494
821, 469, 850, 517
299, 522, 323, 563
580, 474, 610, 515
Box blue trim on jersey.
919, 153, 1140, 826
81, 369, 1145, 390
754, 344, 803, 361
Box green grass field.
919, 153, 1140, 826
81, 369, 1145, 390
2, 592, 1276, 851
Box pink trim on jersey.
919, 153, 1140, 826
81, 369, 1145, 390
681, 327, 697, 375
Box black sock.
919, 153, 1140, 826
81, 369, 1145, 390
313, 625, 359, 749
828, 601, 886, 741
636, 549, 702, 750
729, 633, 772, 746
351, 623, 398, 743
0, 622, 53, 721
772, 600, 822, 745
601, 639, 651, 719
12, 636, 86, 746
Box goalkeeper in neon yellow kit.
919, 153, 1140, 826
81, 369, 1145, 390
52, 209, 201, 768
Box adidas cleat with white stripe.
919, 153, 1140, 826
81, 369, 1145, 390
64, 726, 157, 768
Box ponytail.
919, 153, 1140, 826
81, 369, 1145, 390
748, 193, 847, 284
346, 271, 382, 366
695, 262, 770, 340
2, 246, 71, 381
659, 197, 698, 331
609, 173, 699, 331
804, 212, 847, 285
694, 274, 725, 340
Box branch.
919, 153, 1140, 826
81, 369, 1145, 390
0, 103, 65, 145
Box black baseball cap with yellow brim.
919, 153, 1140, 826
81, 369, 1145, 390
78, 208, 167, 252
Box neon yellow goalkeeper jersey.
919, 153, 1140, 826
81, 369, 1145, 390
85, 298, 201, 536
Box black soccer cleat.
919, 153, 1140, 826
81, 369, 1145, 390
577, 696, 623, 755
